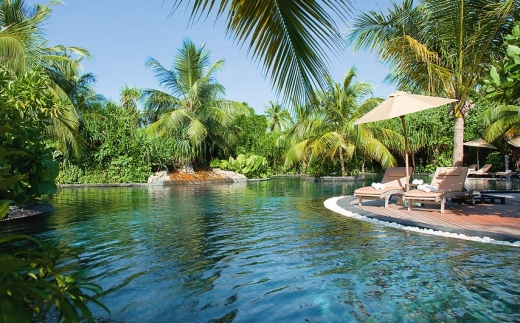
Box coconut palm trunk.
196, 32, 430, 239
452, 116, 465, 166
339, 149, 346, 176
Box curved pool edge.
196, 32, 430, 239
324, 196, 520, 248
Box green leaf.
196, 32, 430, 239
37, 181, 57, 195
489, 66, 500, 85
0, 200, 13, 219
0, 174, 27, 190
13, 194, 29, 205
59, 299, 80, 323
506, 45, 520, 57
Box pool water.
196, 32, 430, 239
3, 178, 520, 322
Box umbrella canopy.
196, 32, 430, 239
463, 138, 497, 170
354, 91, 458, 124
508, 137, 520, 148
463, 138, 497, 149
354, 91, 458, 190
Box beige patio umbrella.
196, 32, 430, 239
463, 138, 497, 170
353, 91, 458, 191
508, 136, 520, 148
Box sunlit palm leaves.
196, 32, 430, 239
0, 1, 95, 158
143, 39, 250, 165
119, 85, 141, 111
347, 0, 518, 165
265, 101, 292, 132
483, 105, 520, 142
0, 0, 50, 74
284, 67, 401, 175
168, 0, 351, 105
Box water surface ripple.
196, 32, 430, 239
4, 178, 520, 322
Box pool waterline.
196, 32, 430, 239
3, 178, 520, 322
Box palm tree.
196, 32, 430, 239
283, 100, 321, 173
166, 0, 352, 105
482, 105, 520, 142
0, 0, 47, 74
265, 101, 292, 132
347, 0, 518, 166
284, 67, 401, 175
0, 1, 96, 160
120, 85, 141, 111
0, 0, 91, 75
142, 39, 250, 172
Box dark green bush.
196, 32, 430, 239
0, 235, 109, 323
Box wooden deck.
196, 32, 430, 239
334, 193, 520, 243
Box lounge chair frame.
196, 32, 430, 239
403, 166, 471, 213
354, 167, 413, 208
468, 164, 492, 177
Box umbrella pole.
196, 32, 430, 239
477, 148, 480, 170
400, 116, 410, 191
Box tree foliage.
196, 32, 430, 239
479, 22, 520, 145
0, 235, 108, 323
284, 68, 400, 175
265, 101, 292, 132
347, 0, 519, 165
0, 69, 60, 204
167, 0, 352, 105
57, 98, 174, 184
143, 39, 250, 168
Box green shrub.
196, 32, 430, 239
0, 70, 60, 203
0, 235, 109, 323
211, 153, 272, 178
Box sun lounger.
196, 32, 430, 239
403, 166, 471, 213
495, 171, 518, 180
468, 164, 477, 171
468, 164, 492, 177
354, 167, 413, 208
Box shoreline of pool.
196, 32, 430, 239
324, 195, 520, 247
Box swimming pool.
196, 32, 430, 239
3, 178, 519, 322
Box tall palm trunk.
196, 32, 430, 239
339, 149, 346, 176
452, 116, 465, 166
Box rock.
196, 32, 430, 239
147, 171, 170, 183
178, 163, 195, 173
146, 169, 247, 185
212, 168, 247, 181
2, 202, 54, 221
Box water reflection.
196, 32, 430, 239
1, 178, 519, 322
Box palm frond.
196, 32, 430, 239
283, 138, 310, 168
186, 118, 208, 146
360, 137, 397, 167
145, 57, 181, 96
171, 0, 352, 105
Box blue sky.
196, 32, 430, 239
29, 0, 396, 114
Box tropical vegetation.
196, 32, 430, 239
0, 0, 518, 191
0, 235, 108, 323
283, 67, 402, 176
142, 39, 251, 172
347, 0, 519, 166
167, 0, 352, 105
2, 0, 520, 320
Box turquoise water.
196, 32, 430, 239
3, 178, 520, 322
